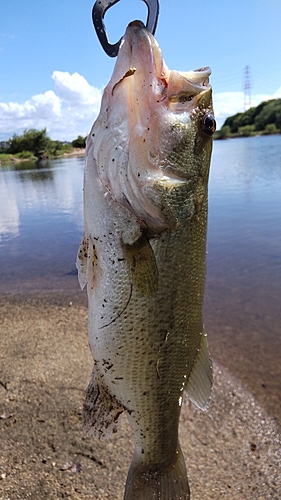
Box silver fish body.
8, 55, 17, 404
77, 21, 215, 500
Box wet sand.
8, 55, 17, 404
0, 294, 280, 499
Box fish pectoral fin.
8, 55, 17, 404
83, 367, 124, 439
76, 235, 89, 289
122, 231, 158, 295
76, 235, 98, 290
185, 330, 213, 410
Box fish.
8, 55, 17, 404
77, 20, 215, 500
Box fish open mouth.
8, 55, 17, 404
108, 20, 212, 112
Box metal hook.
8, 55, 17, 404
92, 0, 159, 57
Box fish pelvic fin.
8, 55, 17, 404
124, 442, 190, 500
83, 366, 124, 439
185, 329, 213, 410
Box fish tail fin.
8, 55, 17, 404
124, 442, 190, 500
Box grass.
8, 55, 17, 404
0, 153, 13, 163
14, 151, 37, 160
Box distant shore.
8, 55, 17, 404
214, 131, 281, 140
63, 148, 85, 158
0, 148, 85, 165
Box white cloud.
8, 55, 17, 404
0, 90, 61, 120
0, 71, 102, 141
214, 85, 281, 129
52, 71, 101, 108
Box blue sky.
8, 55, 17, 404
1, 0, 281, 141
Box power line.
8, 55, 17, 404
244, 65, 251, 110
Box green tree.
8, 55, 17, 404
222, 98, 281, 135
224, 112, 244, 133
262, 123, 280, 135
238, 125, 255, 137
254, 100, 281, 131
9, 128, 51, 157
49, 140, 63, 155
214, 125, 231, 139
72, 135, 86, 148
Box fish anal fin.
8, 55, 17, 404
122, 231, 158, 296
185, 330, 213, 410
83, 367, 124, 439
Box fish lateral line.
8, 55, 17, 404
98, 283, 133, 330
156, 359, 161, 379
155, 330, 170, 380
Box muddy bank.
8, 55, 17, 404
0, 295, 280, 499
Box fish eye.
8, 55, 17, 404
200, 113, 216, 136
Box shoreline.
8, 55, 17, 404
214, 131, 281, 140
0, 148, 85, 165
0, 293, 280, 499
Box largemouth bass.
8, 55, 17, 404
77, 20, 215, 500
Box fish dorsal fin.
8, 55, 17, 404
185, 330, 213, 410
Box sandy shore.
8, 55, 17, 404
0, 295, 280, 500
63, 149, 85, 158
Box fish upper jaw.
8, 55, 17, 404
107, 20, 169, 105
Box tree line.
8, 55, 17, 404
0, 128, 86, 158
215, 98, 281, 139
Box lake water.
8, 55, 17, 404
1, 136, 281, 422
